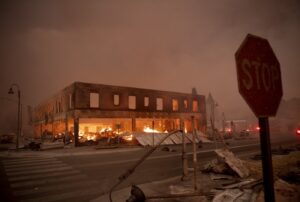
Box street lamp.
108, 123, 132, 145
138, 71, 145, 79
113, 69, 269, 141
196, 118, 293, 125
8, 84, 21, 151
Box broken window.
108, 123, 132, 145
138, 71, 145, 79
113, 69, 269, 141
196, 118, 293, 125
144, 97, 149, 107
129, 96, 136, 109
90, 93, 99, 108
192, 100, 198, 112
172, 99, 179, 111
114, 94, 120, 106
184, 99, 188, 109
156, 98, 163, 111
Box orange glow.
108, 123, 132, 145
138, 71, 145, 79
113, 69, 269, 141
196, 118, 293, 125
256, 126, 260, 131
143, 126, 160, 133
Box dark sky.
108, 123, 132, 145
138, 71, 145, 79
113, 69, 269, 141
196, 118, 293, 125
0, 0, 299, 127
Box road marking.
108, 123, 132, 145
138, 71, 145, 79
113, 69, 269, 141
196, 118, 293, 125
3, 158, 59, 166
13, 180, 99, 197
6, 166, 74, 177
8, 169, 81, 182
2, 156, 103, 202
10, 174, 88, 188
4, 162, 67, 172
3, 160, 63, 169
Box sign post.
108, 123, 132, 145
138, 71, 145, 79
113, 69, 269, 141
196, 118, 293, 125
235, 34, 283, 202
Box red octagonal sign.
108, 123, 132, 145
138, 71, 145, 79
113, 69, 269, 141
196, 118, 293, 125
235, 34, 283, 117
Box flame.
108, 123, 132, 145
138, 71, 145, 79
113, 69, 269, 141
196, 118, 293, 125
143, 126, 160, 133
79, 130, 84, 137
87, 135, 96, 141
123, 134, 133, 141
99, 127, 112, 133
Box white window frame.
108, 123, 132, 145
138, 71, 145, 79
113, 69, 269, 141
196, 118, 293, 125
114, 94, 120, 106
128, 96, 136, 109
156, 98, 163, 111
90, 93, 99, 108
144, 97, 149, 107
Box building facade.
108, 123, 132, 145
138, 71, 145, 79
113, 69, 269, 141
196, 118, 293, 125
33, 82, 206, 146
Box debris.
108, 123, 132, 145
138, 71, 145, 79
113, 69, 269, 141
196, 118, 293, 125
222, 179, 255, 189
169, 184, 195, 195
212, 189, 244, 202
278, 165, 300, 185
256, 179, 300, 202
215, 148, 250, 178
209, 173, 234, 181
202, 159, 236, 176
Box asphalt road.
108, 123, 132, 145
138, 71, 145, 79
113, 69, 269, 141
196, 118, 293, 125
0, 134, 298, 202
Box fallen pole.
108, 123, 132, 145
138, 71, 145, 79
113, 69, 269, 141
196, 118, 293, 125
109, 129, 183, 202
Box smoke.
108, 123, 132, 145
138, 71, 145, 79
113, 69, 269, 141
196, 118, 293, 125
0, 0, 299, 131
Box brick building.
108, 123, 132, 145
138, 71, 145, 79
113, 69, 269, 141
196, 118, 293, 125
33, 82, 206, 146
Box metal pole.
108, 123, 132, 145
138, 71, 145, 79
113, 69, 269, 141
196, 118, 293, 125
191, 116, 198, 191
259, 117, 275, 202
17, 90, 21, 151
181, 120, 188, 181
109, 130, 182, 202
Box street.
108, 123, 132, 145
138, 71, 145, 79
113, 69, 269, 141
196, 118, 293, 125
0, 134, 298, 202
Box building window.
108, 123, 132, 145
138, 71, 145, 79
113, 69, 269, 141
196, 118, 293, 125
129, 96, 136, 109
184, 99, 188, 109
90, 93, 99, 108
156, 98, 163, 111
69, 94, 72, 109
192, 100, 198, 112
172, 99, 179, 111
114, 94, 120, 106
144, 97, 149, 107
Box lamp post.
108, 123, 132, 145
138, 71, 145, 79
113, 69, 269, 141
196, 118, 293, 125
8, 84, 21, 151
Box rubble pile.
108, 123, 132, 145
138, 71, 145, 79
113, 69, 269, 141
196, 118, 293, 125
201, 148, 300, 202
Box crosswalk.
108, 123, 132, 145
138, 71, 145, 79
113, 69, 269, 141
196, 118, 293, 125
2, 155, 102, 202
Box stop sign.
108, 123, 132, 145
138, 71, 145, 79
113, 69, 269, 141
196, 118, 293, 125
235, 34, 283, 117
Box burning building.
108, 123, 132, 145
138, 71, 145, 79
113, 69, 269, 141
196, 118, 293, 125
33, 82, 206, 146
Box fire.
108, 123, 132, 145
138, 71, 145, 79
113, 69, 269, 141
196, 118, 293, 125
143, 126, 160, 133
99, 127, 112, 133
87, 135, 96, 141
123, 134, 133, 141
